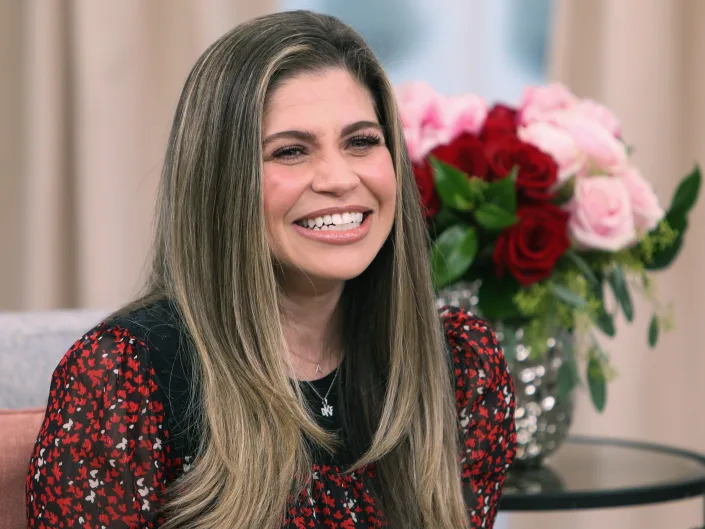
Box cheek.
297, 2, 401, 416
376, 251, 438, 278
360, 151, 397, 203
262, 168, 306, 224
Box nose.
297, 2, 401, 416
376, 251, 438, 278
310, 151, 360, 195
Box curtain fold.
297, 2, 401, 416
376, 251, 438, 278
0, 0, 276, 310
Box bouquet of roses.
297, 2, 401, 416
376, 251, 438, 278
396, 82, 701, 410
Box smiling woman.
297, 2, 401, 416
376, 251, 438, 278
25, 9, 516, 529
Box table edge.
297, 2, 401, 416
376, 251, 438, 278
500, 435, 705, 511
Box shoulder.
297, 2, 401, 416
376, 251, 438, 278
105, 298, 185, 362
52, 321, 152, 397
54, 298, 184, 385
46, 300, 182, 417
438, 305, 511, 410
101, 298, 193, 392
52, 298, 198, 455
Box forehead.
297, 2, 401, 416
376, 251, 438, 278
263, 68, 378, 132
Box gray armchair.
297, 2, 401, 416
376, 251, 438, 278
0, 308, 112, 527
0, 308, 111, 409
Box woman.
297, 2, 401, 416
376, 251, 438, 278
26, 10, 516, 529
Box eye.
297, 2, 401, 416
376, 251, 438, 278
271, 145, 306, 160
347, 133, 382, 153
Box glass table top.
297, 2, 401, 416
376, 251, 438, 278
499, 436, 705, 510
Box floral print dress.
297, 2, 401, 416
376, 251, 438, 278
26, 300, 516, 528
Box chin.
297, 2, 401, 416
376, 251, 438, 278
278, 255, 376, 286
305, 261, 372, 281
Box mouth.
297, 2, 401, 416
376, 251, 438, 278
294, 210, 373, 231
292, 210, 373, 244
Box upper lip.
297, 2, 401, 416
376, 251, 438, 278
295, 205, 373, 222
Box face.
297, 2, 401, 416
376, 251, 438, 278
261, 68, 396, 291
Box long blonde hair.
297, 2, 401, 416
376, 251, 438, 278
115, 10, 468, 528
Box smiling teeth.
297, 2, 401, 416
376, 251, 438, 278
297, 212, 365, 230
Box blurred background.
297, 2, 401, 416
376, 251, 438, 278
1, 1, 704, 527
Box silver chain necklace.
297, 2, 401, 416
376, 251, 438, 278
289, 349, 329, 376
304, 367, 339, 417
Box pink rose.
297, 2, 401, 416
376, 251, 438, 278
575, 100, 621, 137
395, 82, 448, 162
439, 93, 487, 139
396, 83, 488, 162
402, 127, 442, 164
519, 83, 622, 137
551, 111, 628, 173
519, 84, 626, 173
620, 167, 664, 231
519, 83, 577, 125
395, 81, 440, 128
518, 121, 586, 183
568, 176, 637, 251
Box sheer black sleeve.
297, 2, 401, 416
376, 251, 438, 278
441, 306, 517, 528
26, 324, 172, 528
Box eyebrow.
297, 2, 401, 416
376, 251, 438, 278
262, 120, 383, 146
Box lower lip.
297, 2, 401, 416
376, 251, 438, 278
292, 213, 372, 245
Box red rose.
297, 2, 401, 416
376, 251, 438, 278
484, 136, 558, 201
493, 203, 570, 286
480, 104, 518, 140
431, 133, 488, 180
412, 161, 441, 218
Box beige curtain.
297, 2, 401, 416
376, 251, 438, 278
0, 0, 275, 310
508, 1, 705, 528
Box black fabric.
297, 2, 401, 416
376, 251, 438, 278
298, 367, 357, 466
107, 299, 201, 460
106, 298, 353, 466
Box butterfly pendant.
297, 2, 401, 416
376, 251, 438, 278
321, 398, 334, 417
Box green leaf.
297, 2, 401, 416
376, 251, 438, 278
431, 225, 479, 288
430, 157, 480, 212
556, 340, 580, 399
668, 165, 702, 218
430, 204, 464, 235
507, 164, 519, 183
589, 281, 616, 337
587, 351, 607, 412
646, 165, 702, 270
607, 264, 634, 322
475, 203, 518, 231
485, 173, 518, 215
594, 305, 616, 337
645, 220, 684, 270
666, 209, 688, 233
551, 283, 587, 308
477, 275, 521, 320
467, 176, 490, 197
556, 362, 578, 399
648, 314, 660, 348
562, 250, 599, 287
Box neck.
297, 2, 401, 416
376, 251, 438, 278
278, 277, 344, 380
